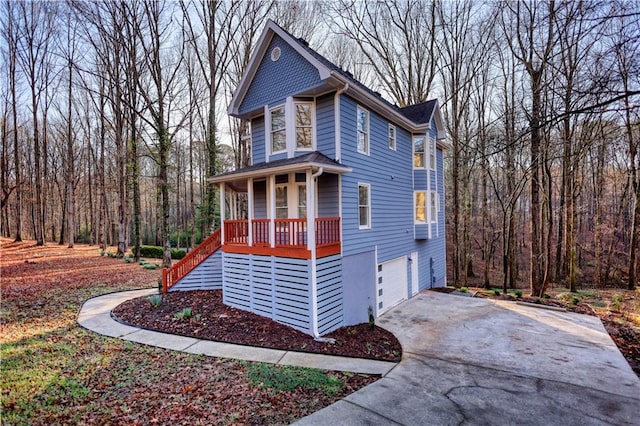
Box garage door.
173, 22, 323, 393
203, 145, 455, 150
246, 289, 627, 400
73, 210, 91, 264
377, 257, 408, 315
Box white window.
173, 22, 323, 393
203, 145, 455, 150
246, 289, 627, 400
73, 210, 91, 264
270, 106, 286, 153
357, 106, 369, 155
430, 191, 439, 223
297, 185, 307, 218
415, 191, 426, 223
275, 185, 288, 218
429, 136, 436, 170
358, 183, 371, 229
413, 136, 425, 168
295, 102, 313, 149
388, 124, 396, 150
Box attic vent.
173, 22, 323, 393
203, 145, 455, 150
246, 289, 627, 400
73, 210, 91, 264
271, 47, 281, 62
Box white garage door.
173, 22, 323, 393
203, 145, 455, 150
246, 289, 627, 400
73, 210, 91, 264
377, 256, 408, 315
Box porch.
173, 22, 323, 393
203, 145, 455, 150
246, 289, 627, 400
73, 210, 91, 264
223, 217, 341, 259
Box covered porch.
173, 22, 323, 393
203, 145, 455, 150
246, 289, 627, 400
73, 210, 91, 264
209, 152, 350, 259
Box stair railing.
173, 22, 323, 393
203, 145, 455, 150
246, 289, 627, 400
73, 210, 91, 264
161, 229, 222, 293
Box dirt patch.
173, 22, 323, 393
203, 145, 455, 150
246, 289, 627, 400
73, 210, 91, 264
112, 290, 402, 362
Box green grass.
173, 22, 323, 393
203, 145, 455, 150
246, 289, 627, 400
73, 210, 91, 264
246, 363, 344, 394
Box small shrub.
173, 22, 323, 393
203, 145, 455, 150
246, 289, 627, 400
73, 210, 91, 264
543, 293, 551, 299
611, 293, 623, 311
148, 294, 162, 307
175, 308, 192, 320
171, 249, 187, 260
143, 263, 158, 270
123, 257, 132, 263
368, 305, 375, 330
572, 296, 580, 305
493, 289, 501, 296
99, 250, 105, 257
460, 287, 468, 293
515, 290, 523, 298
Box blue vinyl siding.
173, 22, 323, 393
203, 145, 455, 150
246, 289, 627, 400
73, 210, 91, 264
318, 174, 339, 217
170, 249, 222, 291
316, 254, 343, 334
315, 93, 335, 158
253, 180, 267, 218
340, 94, 446, 293
223, 252, 313, 334
239, 35, 324, 116
251, 116, 265, 164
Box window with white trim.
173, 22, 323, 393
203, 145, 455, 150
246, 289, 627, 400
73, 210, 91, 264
275, 185, 288, 218
358, 183, 371, 229
357, 106, 369, 155
297, 185, 307, 218
430, 191, 439, 223
388, 124, 396, 150
413, 136, 425, 168
270, 105, 286, 153
295, 102, 313, 149
415, 191, 426, 223
429, 136, 436, 170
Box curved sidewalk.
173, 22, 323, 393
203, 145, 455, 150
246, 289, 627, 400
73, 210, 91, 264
77, 288, 397, 376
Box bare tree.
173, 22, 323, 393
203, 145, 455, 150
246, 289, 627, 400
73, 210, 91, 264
501, 0, 557, 297
328, 0, 437, 106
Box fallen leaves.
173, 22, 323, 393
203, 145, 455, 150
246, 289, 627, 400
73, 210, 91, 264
1, 238, 379, 424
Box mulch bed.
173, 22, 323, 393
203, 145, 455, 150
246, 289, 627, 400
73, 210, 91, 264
112, 290, 402, 362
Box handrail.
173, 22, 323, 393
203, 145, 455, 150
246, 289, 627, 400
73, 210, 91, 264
161, 229, 222, 293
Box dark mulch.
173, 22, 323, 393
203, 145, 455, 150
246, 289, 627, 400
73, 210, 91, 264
112, 290, 402, 362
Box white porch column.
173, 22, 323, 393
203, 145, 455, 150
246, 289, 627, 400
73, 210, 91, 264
219, 182, 226, 244
247, 178, 254, 246
306, 169, 316, 252
268, 175, 276, 247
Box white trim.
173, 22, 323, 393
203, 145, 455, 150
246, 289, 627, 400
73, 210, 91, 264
294, 100, 315, 152
358, 182, 371, 230
208, 162, 351, 184
285, 97, 295, 158
356, 105, 370, 156
247, 178, 254, 245
269, 103, 287, 156
388, 124, 396, 151
413, 135, 426, 169
429, 134, 436, 171
264, 105, 271, 162
268, 175, 276, 246
219, 183, 226, 244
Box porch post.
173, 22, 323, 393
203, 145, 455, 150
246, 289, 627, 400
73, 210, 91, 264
247, 178, 254, 246
219, 182, 226, 244
268, 175, 276, 247
306, 169, 315, 252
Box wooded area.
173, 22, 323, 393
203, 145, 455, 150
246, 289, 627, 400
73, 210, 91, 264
0, 0, 638, 294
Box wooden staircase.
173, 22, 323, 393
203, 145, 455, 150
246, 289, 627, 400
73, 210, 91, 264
162, 229, 222, 293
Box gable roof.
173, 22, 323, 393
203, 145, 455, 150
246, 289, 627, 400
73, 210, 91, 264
229, 20, 446, 141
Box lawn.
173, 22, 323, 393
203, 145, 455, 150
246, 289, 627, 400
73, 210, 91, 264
0, 238, 376, 425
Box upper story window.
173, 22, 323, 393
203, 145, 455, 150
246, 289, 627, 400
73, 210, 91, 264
358, 183, 371, 229
295, 102, 313, 149
388, 124, 396, 150
357, 106, 369, 155
413, 136, 425, 168
429, 136, 436, 170
415, 191, 426, 223
270, 105, 286, 153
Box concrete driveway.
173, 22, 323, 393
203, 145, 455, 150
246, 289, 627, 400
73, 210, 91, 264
295, 291, 640, 425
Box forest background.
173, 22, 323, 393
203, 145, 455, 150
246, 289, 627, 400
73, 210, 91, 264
1, 0, 638, 296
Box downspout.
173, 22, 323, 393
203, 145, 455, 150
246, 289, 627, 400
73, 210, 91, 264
334, 84, 349, 162
309, 167, 334, 342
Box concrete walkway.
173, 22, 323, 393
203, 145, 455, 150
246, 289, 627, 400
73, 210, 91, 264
77, 288, 396, 376
295, 291, 640, 425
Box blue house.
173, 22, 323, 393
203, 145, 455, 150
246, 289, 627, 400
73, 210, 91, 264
163, 20, 447, 338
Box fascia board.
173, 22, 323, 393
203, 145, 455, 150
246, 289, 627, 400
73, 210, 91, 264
208, 162, 352, 184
